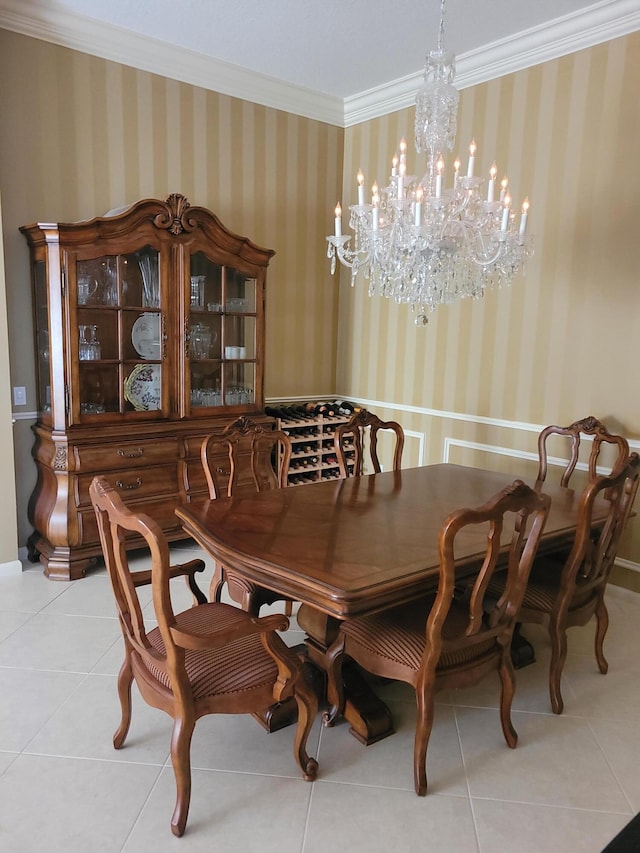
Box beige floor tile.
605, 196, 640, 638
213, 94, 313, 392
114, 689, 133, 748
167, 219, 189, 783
0, 612, 120, 672
91, 636, 127, 675
590, 718, 640, 811
316, 699, 468, 796
187, 709, 322, 779
472, 797, 632, 853
0, 751, 18, 774
0, 571, 67, 613
25, 673, 171, 765
0, 610, 34, 643
124, 766, 313, 852
0, 753, 161, 853
457, 706, 630, 811
304, 783, 478, 853
451, 651, 564, 716
562, 653, 640, 720
0, 666, 86, 751
41, 574, 122, 618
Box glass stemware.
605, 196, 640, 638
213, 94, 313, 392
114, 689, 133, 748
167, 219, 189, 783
79, 324, 101, 360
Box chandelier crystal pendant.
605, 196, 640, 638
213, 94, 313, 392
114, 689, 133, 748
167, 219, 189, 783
326, 0, 533, 327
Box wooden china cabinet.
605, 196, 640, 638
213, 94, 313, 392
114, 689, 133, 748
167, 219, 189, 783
21, 194, 274, 580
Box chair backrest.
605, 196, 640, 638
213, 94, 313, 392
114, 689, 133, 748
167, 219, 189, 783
250, 429, 292, 491
333, 409, 404, 477
424, 480, 551, 667
559, 452, 640, 596
89, 476, 176, 681
536, 416, 629, 490
201, 416, 292, 498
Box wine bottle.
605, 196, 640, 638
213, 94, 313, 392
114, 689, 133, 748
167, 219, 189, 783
334, 399, 356, 415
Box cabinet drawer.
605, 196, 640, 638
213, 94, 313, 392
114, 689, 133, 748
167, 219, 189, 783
76, 465, 179, 507
73, 439, 179, 472
78, 497, 183, 547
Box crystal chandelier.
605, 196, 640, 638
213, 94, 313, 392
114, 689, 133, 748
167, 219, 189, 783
326, 0, 533, 326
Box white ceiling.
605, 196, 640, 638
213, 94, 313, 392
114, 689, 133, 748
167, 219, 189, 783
1, 0, 638, 125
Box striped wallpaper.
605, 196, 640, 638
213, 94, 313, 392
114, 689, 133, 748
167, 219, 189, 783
336, 31, 640, 565
1, 27, 640, 569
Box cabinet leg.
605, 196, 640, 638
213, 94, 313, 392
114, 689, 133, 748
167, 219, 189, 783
26, 531, 41, 563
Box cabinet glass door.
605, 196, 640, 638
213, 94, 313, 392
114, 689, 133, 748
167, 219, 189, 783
74, 246, 164, 420
221, 270, 257, 407
33, 260, 51, 417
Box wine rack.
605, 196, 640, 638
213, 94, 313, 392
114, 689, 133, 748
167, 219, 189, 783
274, 411, 356, 485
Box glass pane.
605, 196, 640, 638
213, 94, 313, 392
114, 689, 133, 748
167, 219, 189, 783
124, 363, 162, 412
118, 247, 160, 308
223, 362, 255, 406
76, 310, 118, 361
223, 315, 256, 360
189, 316, 221, 360
225, 268, 256, 312
190, 363, 223, 409
125, 311, 162, 361
33, 260, 51, 414
190, 252, 222, 312
79, 364, 119, 414
76, 257, 118, 306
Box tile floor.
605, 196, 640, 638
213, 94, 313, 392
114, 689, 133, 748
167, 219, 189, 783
1, 541, 639, 852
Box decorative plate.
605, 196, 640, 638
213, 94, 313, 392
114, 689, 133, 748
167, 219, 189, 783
124, 364, 161, 411
131, 313, 161, 359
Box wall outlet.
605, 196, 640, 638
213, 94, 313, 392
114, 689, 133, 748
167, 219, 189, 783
13, 386, 26, 406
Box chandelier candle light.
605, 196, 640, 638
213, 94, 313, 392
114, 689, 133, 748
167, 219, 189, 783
326, 0, 533, 326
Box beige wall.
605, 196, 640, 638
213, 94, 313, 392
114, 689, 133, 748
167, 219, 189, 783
1, 28, 639, 570
336, 31, 640, 565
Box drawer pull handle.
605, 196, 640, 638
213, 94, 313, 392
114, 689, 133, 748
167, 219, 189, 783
116, 478, 142, 490
216, 467, 230, 475
118, 448, 144, 458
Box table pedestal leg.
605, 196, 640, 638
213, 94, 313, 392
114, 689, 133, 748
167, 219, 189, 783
298, 605, 395, 745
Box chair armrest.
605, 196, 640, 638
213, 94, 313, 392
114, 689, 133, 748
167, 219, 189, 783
132, 558, 207, 604
170, 610, 289, 651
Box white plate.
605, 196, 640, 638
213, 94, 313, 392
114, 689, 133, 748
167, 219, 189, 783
124, 364, 161, 411
131, 313, 160, 359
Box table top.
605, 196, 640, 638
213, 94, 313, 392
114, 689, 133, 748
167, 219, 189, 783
176, 464, 598, 619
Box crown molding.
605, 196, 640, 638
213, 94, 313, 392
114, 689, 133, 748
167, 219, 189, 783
344, 0, 640, 126
0, 0, 638, 128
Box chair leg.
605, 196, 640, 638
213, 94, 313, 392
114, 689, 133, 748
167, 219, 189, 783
322, 636, 346, 727
170, 714, 195, 838
293, 674, 319, 781
594, 594, 609, 675
498, 646, 518, 748
113, 653, 133, 749
549, 620, 568, 715
414, 682, 436, 796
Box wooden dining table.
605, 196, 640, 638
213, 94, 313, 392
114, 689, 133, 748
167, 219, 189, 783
176, 463, 604, 743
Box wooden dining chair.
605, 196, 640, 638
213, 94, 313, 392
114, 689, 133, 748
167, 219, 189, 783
333, 409, 404, 478
323, 480, 550, 796
89, 476, 318, 837
492, 452, 640, 714
201, 416, 293, 613
535, 416, 629, 490
200, 415, 292, 500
